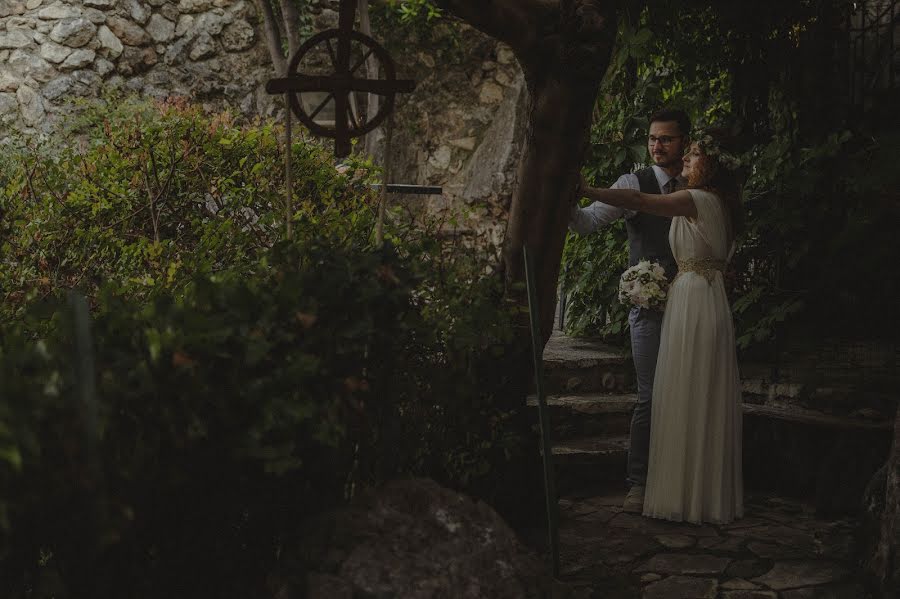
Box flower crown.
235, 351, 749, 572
694, 131, 740, 171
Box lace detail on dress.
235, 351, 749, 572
675, 257, 726, 284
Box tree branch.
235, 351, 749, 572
254, 0, 287, 74
278, 0, 302, 58
435, 0, 558, 54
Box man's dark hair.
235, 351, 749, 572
649, 108, 691, 136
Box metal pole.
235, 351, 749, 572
284, 93, 293, 240
359, 0, 381, 157
375, 114, 393, 247
523, 246, 560, 578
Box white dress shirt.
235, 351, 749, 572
569, 165, 680, 235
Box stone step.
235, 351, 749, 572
541, 332, 633, 394
530, 401, 893, 515
742, 377, 897, 425
527, 393, 636, 439
743, 402, 895, 431
526, 391, 893, 443
546, 435, 630, 494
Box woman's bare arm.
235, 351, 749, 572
579, 185, 698, 219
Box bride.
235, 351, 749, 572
577, 129, 744, 524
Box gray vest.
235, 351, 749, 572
626, 167, 677, 280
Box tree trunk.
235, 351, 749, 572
503, 73, 602, 343
253, 0, 287, 74
429, 1, 617, 525
440, 0, 617, 344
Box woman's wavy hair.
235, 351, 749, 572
686, 127, 745, 242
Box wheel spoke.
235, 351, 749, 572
347, 99, 359, 130
349, 48, 376, 78
324, 38, 338, 70
308, 92, 334, 121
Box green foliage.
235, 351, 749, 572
383, 0, 443, 25
732, 126, 899, 347
0, 97, 348, 324
562, 3, 899, 348
0, 99, 520, 596
372, 0, 468, 65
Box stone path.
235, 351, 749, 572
556, 485, 872, 598
528, 331, 888, 597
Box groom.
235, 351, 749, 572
569, 108, 690, 512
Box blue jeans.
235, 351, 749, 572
627, 306, 663, 487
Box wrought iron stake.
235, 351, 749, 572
523, 246, 560, 578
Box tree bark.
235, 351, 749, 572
278, 0, 303, 58
440, 0, 617, 343
504, 74, 603, 341
254, 0, 287, 74
419, 2, 617, 525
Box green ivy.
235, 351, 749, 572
562, 5, 899, 350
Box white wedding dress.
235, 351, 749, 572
642, 189, 744, 524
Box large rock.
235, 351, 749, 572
177, 0, 214, 13
49, 17, 96, 48
125, 0, 150, 25
106, 16, 150, 46
221, 18, 253, 52
60, 48, 95, 70
116, 45, 156, 76
16, 84, 44, 126
175, 14, 194, 37
296, 478, 552, 599
5, 16, 39, 31
81, 7, 106, 24
0, 30, 34, 49
0, 92, 18, 115
191, 10, 232, 37
0, 2, 27, 18
145, 14, 175, 43
863, 406, 900, 594
97, 24, 123, 57
41, 74, 73, 100
0, 69, 21, 92
9, 50, 56, 82
94, 57, 114, 76
37, 1, 82, 20
189, 31, 215, 60
40, 39, 74, 63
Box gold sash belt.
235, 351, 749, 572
675, 257, 727, 284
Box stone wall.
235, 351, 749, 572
374, 21, 527, 242
0, 0, 273, 134
0, 1, 528, 238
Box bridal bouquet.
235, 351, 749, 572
618, 260, 669, 311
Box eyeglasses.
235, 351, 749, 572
648, 135, 683, 146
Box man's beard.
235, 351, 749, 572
654, 154, 682, 169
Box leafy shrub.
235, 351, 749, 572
562, 8, 899, 349
0, 99, 521, 597
0, 97, 369, 325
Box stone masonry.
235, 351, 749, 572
0, 0, 269, 133
0, 1, 528, 239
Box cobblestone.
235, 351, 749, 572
555, 489, 873, 598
